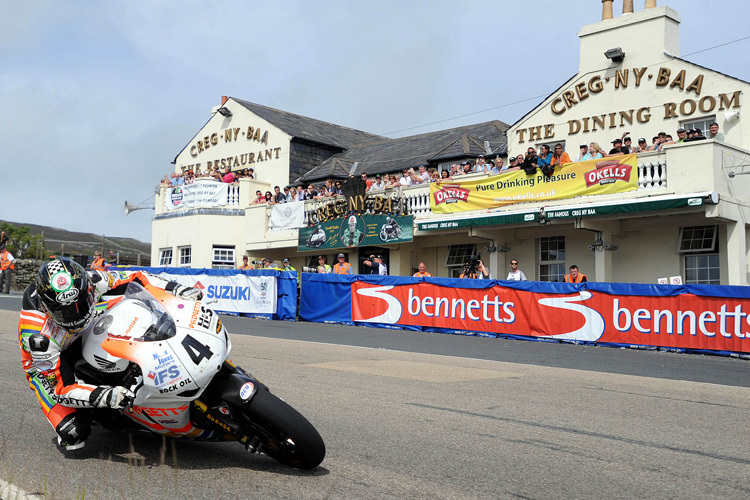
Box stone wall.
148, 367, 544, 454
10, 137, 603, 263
8, 259, 42, 291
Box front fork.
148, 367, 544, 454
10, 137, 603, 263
190, 361, 263, 450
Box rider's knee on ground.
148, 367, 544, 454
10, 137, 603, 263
56, 412, 91, 448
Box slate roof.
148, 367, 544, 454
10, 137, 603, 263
234, 98, 386, 149
296, 120, 509, 184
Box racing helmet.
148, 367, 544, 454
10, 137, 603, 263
36, 257, 95, 331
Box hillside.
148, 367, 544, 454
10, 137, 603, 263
0, 220, 151, 265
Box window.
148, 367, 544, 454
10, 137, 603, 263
178, 247, 191, 266
446, 244, 476, 266
159, 248, 173, 266
685, 254, 720, 285
682, 116, 714, 137
678, 226, 717, 252
212, 246, 235, 268
680, 225, 720, 285
539, 236, 565, 282
446, 244, 476, 277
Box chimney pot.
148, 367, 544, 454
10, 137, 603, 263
221, 96, 228, 105
601, 0, 614, 20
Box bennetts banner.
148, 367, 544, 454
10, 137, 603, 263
429, 154, 639, 214
298, 214, 413, 252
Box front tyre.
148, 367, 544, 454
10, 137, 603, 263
240, 386, 325, 470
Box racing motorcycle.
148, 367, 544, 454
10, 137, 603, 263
379, 220, 402, 241
76, 281, 325, 469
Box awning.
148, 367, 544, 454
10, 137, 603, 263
415, 192, 718, 231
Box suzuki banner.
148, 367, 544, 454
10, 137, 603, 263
300, 274, 750, 356
119, 267, 297, 320
430, 154, 639, 214
164, 181, 229, 211
298, 214, 413, 252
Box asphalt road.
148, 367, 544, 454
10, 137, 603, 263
1, 294, 749, 499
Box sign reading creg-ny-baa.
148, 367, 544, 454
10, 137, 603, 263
179, 124, 283, 174
516, 66, 741, 143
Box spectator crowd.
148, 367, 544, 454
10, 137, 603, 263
159, 123, 723, 204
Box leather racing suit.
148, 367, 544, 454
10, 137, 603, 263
18, 269, 200, 448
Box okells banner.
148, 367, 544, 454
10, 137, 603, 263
430, 154, 638, 213
300, 274, 750, 356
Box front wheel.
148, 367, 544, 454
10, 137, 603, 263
239, 387, 325, 469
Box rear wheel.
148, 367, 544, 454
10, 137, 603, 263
239, 387, 325, 469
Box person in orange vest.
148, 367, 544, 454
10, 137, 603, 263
564, 265, 587, 283
332, 253, 352, 275
0, 247, 15, 294
90, 251, 107, 271
238, 255, 253, 270
413, 262, 432, 277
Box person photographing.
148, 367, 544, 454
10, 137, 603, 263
459, 255, 491, 279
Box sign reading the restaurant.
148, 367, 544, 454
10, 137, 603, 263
429, 154, 638, 214
178, 124, 283, 174
515, 66, 742, 144
298, 214, 413, 252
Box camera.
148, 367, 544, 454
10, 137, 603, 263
461, 254, 481, 277
251, 260, 261, 265
301, 266, 317, 273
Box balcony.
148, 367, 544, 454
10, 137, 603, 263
154, 140, 748, 233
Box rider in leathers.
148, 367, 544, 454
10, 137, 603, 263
18, 257, 202, 450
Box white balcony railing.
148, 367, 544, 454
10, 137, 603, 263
158, 153, 669, 221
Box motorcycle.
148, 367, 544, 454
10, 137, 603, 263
76, 281, 325, 469
379, 222, 402, 241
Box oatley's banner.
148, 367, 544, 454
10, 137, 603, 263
429, 154, 638, 214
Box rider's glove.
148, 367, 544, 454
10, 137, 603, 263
93, 386, 135, 410
170, 283, 203, 301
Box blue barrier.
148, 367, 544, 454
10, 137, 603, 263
299, 273, 750, 357
119, 267, 298, 321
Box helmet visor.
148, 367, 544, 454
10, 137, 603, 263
41, 286, 95, 331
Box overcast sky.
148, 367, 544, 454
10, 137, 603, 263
2, 0, 748, 243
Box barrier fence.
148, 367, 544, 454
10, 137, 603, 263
300, 274, 750, 357
120, 267, 298, 321
121, 268, 750, 357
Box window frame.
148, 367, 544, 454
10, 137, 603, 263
159, 248, 173, 266
681, 116, 714, 137
178, 246, 192, 267
684, 253, 720, 285
677, 226, 717, 253
538, 236, 566, 282
212, 246, 236, 268
445, 244, 477, 276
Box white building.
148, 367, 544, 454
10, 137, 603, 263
152, 1, 750, 286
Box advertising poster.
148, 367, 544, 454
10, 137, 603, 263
430, 154, 639, 214
298, 214, 413, 251
164, 181, 229, 211
300, 275, 750, 356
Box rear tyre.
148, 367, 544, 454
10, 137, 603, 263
239, 387, 325, 470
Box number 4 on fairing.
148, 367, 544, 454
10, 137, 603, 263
181, 334, 213, 364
